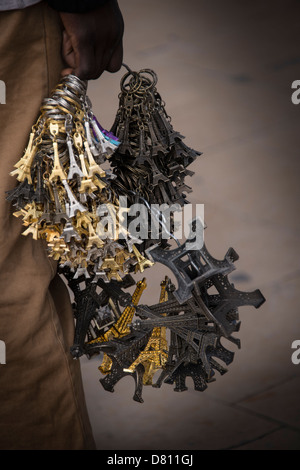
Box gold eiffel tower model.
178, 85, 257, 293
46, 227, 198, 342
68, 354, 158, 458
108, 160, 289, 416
88, 278, 147, 374
124, 276, 169, 385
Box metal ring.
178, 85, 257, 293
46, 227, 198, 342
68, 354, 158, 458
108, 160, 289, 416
120, 71, 142, 94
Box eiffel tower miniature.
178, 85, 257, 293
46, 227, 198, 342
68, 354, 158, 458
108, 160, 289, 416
123, 276, 170, 385
87, 278, 147, 374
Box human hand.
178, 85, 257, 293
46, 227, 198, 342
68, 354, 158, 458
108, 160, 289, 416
59, 0, 124, 80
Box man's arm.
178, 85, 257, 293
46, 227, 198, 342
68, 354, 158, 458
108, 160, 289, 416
46, 0, 124, 80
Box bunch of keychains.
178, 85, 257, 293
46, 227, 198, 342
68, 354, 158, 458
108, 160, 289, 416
7, 66, 265, 402
110, 68, 199, 207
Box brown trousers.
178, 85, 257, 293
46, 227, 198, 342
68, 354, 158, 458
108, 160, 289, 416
0, 2, 96, 450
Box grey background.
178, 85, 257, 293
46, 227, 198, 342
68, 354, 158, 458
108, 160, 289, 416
79, 0, 300, 450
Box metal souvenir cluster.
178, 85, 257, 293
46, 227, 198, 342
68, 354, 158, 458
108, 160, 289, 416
7, 68, 265, 402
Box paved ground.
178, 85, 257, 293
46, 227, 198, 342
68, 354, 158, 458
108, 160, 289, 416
79, 0, 300, 450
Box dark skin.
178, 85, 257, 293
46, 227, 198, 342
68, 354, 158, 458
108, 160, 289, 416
59, 0, 124, 80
